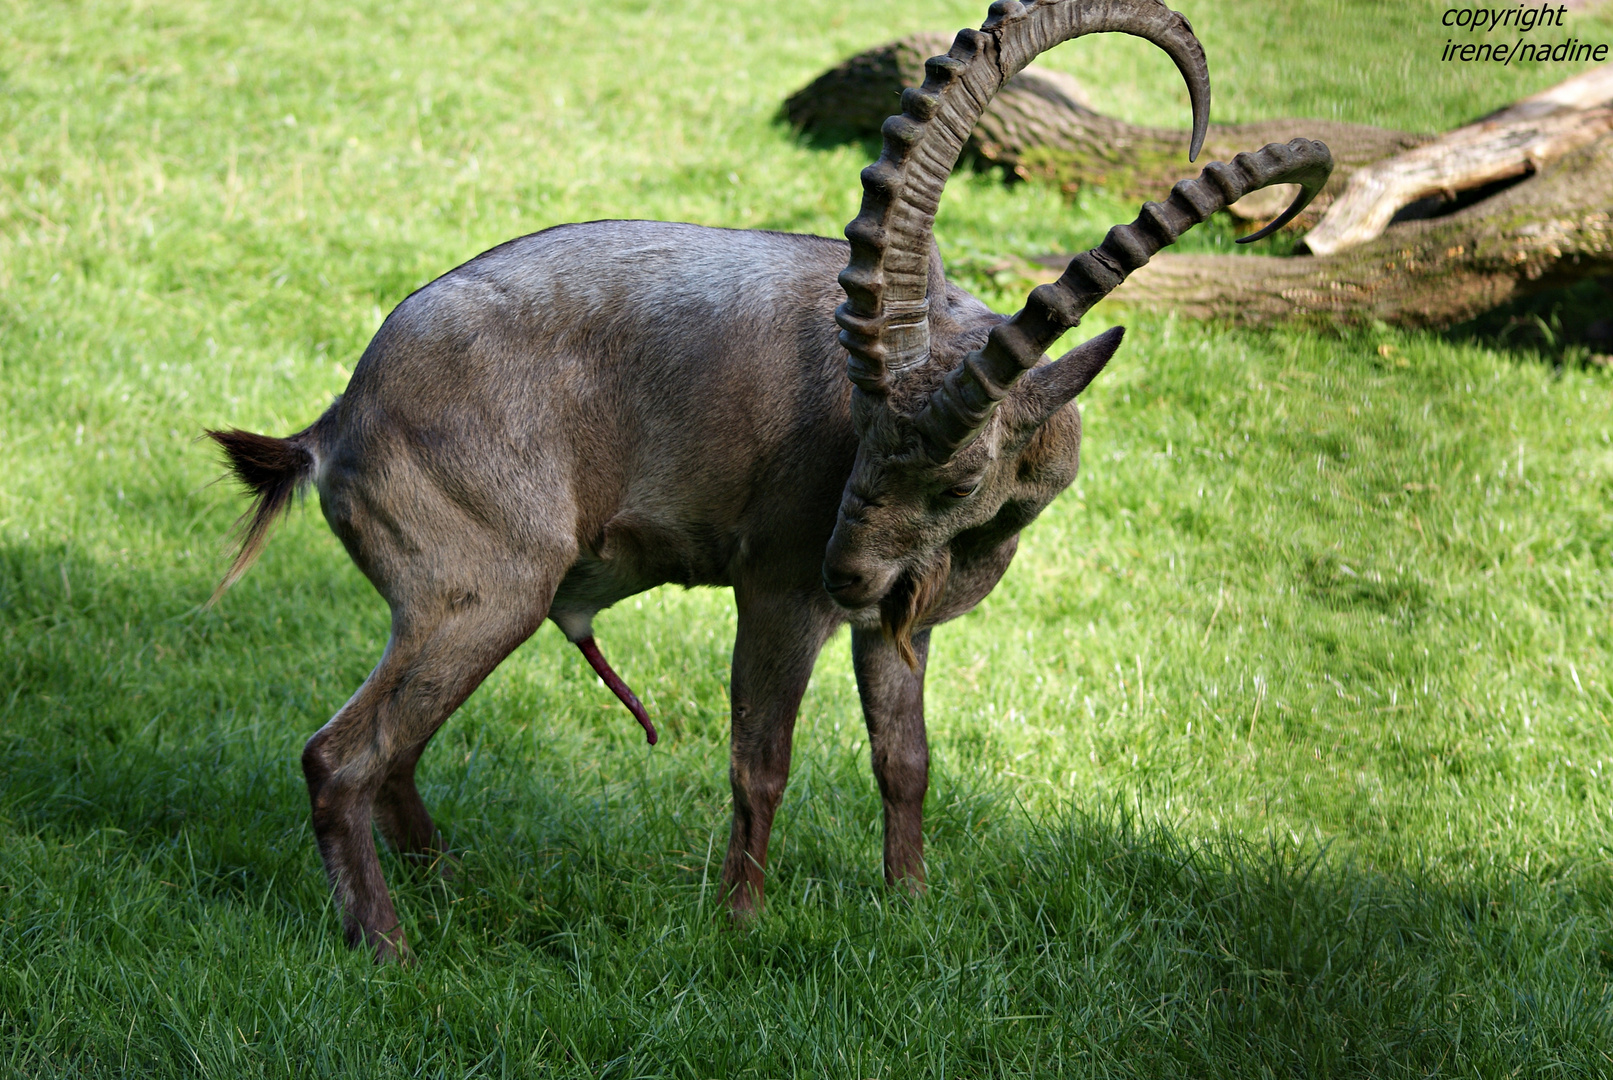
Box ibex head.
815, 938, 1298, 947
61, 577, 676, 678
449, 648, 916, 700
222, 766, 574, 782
821, 318, 1125, 658
820, 0, 1330, 664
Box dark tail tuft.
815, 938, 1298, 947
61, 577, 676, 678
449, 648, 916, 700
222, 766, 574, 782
206, 427, 315, 604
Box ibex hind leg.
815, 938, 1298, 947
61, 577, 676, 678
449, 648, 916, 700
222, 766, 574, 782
373, 727, 450, 871
302, 572, 549, 961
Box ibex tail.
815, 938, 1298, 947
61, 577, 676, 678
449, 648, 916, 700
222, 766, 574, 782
206, 425, 319, 604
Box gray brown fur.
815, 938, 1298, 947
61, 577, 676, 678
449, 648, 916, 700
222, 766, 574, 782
209, 0, 1330, 961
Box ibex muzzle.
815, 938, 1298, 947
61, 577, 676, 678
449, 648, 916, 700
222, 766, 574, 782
209, 0, 1331, 960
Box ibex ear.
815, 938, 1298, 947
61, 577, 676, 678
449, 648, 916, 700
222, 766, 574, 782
1017, 326, 1125, 428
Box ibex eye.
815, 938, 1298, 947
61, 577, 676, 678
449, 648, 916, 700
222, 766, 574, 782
945, 481, 980, 500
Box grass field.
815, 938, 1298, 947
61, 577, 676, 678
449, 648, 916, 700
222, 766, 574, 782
5, 0, 1613, 1075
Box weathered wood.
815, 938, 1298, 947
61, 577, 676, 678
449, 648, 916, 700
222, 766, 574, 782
784, 33, 957, 139
783, 33, 1429, 222
1302, 65, 1613, 255
1099, 134, 1613, 329
789, 38, 1613, 328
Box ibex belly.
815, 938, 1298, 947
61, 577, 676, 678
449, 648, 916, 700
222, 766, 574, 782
549, 509, 737, 636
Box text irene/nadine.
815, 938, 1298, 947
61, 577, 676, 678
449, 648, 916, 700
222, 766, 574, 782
1440, 37, 1609, 63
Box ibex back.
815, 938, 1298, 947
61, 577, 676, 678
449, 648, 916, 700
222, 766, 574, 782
210, 0, 1330, 960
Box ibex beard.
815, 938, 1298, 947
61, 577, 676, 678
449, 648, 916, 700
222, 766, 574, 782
209, 0, 1330, 961
880, 547, 952, 670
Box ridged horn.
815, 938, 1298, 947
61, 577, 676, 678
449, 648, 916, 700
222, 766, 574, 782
834, 0, 1212, 397
914, 138, 1334, 459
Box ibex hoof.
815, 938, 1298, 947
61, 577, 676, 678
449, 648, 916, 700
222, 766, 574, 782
370, 926, 412, 965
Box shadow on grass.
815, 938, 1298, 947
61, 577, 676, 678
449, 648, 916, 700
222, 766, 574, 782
0, 535, 666, 936
1447, 275, 1613, 369
780, 117, 884, 161
780, 115, 1021, 189
5, 540, 1613, 1075
0, 536, 376, 906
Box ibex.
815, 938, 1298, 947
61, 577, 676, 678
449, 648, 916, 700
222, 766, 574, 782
210, 0, 1331, 960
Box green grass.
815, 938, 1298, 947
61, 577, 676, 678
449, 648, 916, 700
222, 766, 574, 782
5, 0, 1613, 1075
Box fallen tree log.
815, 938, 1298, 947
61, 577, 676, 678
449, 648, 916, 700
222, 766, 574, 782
783, 32, 1431, 223
1302, 66, 1613, 254
1097, 133, 1613, 328
790, 37, 1613, 328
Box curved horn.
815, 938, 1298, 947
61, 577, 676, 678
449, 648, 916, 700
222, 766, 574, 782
835, 0, 1212, 397
914, 138, 1335, 459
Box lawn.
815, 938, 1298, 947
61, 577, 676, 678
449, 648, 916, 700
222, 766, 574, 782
4, 0, 1613, 1075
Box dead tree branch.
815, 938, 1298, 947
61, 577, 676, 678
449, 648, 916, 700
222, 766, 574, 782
1108, 134, 1613, 328
784, 32, 1430, 225
788, 39, 1613, 328
1303, 66, 1613, 254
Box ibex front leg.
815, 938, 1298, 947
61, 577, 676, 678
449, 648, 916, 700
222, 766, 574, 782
720, 586, 838, 918
852, 626, 930, 890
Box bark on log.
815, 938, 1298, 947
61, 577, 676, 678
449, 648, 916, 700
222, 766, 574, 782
1099, 133, 1613, 329
783, 32, 1431, 223
1303, 65, 1613, 254
788, 37, 1613, 328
